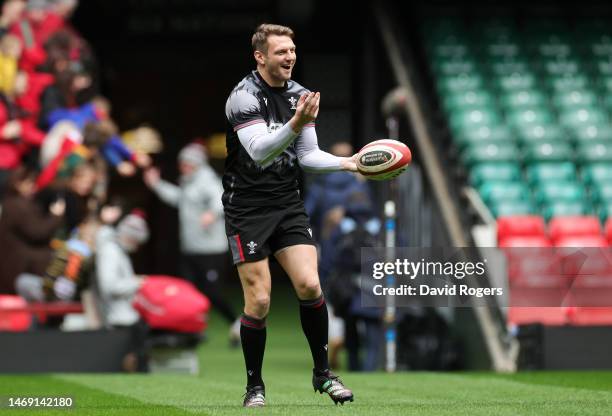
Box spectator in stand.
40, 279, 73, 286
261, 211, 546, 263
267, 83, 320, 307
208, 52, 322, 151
95, 207, 148, 327
305, 142, 370, 241
0, 166, 64, 294
0, 0, 25, 40
95, 206, 149, 372
0, 34, 21, 95
143, 141, 241, 345
0, 70, 46, 198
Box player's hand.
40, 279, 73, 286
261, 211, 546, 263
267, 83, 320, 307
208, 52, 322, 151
200, 211, 216, 229
340, 153, 359, 172
143, 167, 161, 187
290, 91, 320, 132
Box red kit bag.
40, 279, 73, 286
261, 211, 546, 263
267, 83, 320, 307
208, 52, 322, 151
133, 275, 210, 333
0, 295, 32, 331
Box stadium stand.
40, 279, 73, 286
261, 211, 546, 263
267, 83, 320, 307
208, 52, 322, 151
422, 16, 612, 330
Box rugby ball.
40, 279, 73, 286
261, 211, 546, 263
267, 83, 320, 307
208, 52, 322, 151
356, 139, 411, 180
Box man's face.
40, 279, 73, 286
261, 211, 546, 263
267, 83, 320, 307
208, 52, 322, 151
257, 35, 296, 84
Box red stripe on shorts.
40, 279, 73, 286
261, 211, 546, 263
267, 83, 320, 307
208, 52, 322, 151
234, 234, 245, 262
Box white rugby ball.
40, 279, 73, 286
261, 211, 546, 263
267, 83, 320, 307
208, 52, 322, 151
356, 139, 411, 180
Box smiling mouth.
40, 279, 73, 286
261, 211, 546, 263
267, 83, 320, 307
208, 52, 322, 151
281, 64, 292, 70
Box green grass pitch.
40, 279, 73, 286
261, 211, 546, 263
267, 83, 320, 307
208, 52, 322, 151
1, 291, 612, 415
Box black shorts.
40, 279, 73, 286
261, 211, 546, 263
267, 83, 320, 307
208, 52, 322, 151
224, 200, 315, 264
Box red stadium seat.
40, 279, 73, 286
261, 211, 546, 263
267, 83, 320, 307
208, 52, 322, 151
554, 235, 609, 247
499, 235, 552, 248
606, 218, 612, 245
508, 307, 569, 326
497, 215, 546, 244
548, 216, 602, 244
570, 307, 612, 325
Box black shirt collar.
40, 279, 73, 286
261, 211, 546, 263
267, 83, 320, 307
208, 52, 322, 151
254, 70, 288, 92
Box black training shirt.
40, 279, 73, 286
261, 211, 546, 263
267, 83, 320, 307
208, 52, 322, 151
223, 70, 310, 207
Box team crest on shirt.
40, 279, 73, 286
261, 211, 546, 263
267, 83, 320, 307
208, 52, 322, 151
247, 241, 258, 254
288, 96, 297, 110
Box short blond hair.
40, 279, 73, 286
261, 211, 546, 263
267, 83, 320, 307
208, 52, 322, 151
251, 23, 294, 53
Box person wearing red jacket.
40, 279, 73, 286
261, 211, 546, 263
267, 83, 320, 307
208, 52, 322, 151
0, 72, 45, 198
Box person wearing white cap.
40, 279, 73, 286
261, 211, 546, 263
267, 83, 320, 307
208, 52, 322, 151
143, 141, 240, 345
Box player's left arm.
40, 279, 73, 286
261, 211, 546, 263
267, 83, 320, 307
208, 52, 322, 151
295, 125, 358, 172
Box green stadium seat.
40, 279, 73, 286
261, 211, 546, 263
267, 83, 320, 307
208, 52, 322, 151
523, 141, 573, 163
572, 124, 612, 143
537, 43, 572, 58
434, 61, 476, 77
438, 74, 483, 94
499, 90, 546, 109
559, 108, 607, 129
582, 163, 612, 186
506, 108, 554, 128
549, 75, 588, 92
469, 162, 522, 186
541, 201, 590, 221
489, 60, 529, 76
590, 183, 612, 205
490, 199, 536, 217
449, 108, 500, 131
453, 125, 513, 148
515, 124, 566, 145
432, 44, 469, 59
443, 90, 494, 112
577, 142, 612, 163
526, 162, 577, 185
597, 203, 612, 223
478, 181, 531, 204
552, 89, 597, 109
535, 181, 585, 205
495, 73, 536, 90
485, 42, 521, 59
543, 60, 579, 76
461, 142, 520, 166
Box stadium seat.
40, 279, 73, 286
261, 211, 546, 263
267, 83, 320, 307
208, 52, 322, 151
577, 142, 612, 163
507, 307, 570, 326
524, 141, 573, 163
526, 163, 577, 185
490, 200, 536, 217
515, 125, 566, 145
606, 218, 612, 244
582, 163, 612, 186
498, 235, 552, 248
548, 215, 602, 243
497, 215, 546, 243
570, 308, 612, 326
499, 89, 545, 109
572, 124, 612, 142
479, 181, 530, 204
461, 142, 520, 166
535, 181, 585, 205
469, 163, 521, 186
541, 201, 589, 221
554, 235, 608, 247
590, 183, 612, 205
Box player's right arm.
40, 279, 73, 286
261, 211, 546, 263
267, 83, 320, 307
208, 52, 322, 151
226, 90, 319, 167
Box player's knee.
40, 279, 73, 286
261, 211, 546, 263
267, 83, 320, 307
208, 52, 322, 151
247, 292, 270, 317
296, 279, 321, 299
